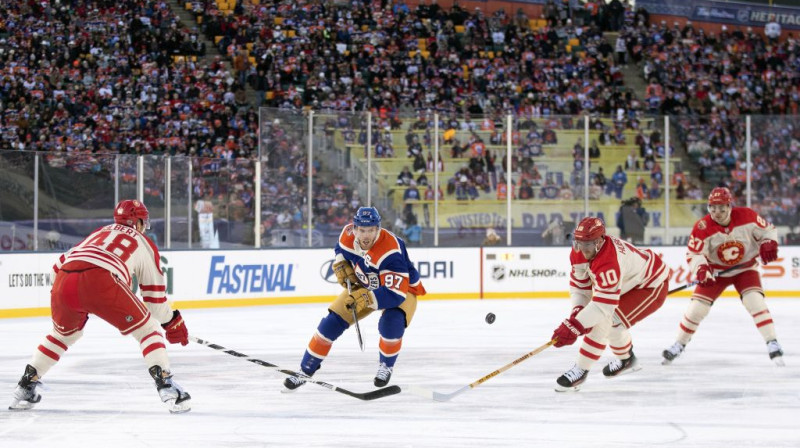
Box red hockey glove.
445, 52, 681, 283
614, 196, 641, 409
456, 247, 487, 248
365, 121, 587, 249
162, 310, 189, 346
552, 315, 587, 348
759, 240, 778, 264
696, 265, 715, 287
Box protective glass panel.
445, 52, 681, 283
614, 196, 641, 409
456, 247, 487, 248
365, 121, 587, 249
511, 114, 587, 246
36, 152, 122, 251
747, 115, 799, 242
168, 156, 193, 249
0, 152, 36, 251
142, 155, 166, 248
191, 155, 256, 249
311, 109, 367, 247
258, 107, 309, 247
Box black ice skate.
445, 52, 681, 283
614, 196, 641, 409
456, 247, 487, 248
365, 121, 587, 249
149, 366, 191, 413
374, 362, 393, 387
662, 342, 685, 365
555, 365, 588, 392
9, 365, 42, 411
282, 374, 308, 392
603, 351, 642, 377
767, 340, 785, 367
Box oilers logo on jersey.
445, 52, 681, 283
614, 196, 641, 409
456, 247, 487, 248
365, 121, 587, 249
355, 264, 381, 290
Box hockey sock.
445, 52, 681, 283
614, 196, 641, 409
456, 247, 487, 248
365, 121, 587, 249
608, 324, 633, 360
676, 299, 711, 345
301, 312, 349, 374
576, 320, 610, 371
741, 291, 777, 341
29, 329, 84, 378
378, 309, 406, 367
131, 318, 169, 370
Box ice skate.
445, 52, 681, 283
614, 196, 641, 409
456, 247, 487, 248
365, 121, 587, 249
662, 342, 685, 365
149, 366, 191, 414
603, 351, 642, 377
555, 365, 588, 392
374, 362, 393, 387
282, 374, 308, 392
9, 365, 42, 411
767, 340, 785, 367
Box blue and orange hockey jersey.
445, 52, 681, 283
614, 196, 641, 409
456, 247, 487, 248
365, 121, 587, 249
336, 224, 426, 309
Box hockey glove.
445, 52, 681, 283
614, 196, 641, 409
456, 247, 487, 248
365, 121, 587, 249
162, 310, 189, 346
695, 265, 715, 287
552, 315, 587, 348
759, 240, 778, 264
345, 287, 377, 314
333, 254, 359, 288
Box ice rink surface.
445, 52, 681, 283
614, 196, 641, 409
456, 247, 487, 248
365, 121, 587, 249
2, 298, 799, 448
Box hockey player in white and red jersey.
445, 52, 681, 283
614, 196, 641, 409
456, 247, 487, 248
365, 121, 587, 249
662, 187, 784, 366
551, 216, 671, 391
9, 200, 192, 413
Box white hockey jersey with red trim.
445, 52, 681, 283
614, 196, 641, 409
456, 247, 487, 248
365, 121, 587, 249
686, 207, 777, 278
53, 223, 172, 322
569, 235, 670, 327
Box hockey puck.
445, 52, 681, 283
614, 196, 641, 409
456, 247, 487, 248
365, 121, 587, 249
485, 313, 496, 324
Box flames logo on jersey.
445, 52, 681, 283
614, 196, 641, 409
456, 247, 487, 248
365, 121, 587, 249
716, 240, 745, 265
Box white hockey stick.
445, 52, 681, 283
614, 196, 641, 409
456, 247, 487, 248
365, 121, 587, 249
404, 339, 556, 402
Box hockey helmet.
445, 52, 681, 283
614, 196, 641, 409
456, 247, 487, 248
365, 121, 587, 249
114, 199, 150, 230
353, 207, 381, 228
707, 187, 733, 206
573, 217, 606, 242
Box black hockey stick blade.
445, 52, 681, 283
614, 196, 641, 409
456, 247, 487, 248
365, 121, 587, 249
190, 336, 400, 401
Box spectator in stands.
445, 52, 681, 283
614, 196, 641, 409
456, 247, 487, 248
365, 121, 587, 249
397, 167, 414, 185
519, 180, 534, 200
610, 165, 628, 199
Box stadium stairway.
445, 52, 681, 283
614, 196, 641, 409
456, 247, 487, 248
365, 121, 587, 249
165, 0, 259, 107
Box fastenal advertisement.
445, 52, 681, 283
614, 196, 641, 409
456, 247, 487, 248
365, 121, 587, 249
1, 246, 799, 316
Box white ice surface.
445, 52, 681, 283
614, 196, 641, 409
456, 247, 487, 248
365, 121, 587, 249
1, 298, 799, 448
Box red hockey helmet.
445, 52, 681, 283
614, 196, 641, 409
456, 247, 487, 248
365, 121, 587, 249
573, 217, 606, 242
708, 187, 733, 206
114, 199, 150, 229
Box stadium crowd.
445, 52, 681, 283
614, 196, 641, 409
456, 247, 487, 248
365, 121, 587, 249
1, 0, 798, 237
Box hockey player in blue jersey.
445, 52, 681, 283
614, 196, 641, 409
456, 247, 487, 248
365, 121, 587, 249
283, 207, 426, 390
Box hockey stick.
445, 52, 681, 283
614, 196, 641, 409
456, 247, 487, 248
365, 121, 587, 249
189, 336, 400, 401
346, 278, 365, 352
405, 339, 556, 402
667, 263, 747, 295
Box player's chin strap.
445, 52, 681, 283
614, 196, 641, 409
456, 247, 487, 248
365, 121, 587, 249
403, 339, 556, 402
667, 262, 748, 295
189, 336, 399, 401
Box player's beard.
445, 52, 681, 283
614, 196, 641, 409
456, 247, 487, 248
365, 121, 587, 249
358, 236, 376, 251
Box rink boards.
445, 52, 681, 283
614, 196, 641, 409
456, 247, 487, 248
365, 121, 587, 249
2, 246, 799, 317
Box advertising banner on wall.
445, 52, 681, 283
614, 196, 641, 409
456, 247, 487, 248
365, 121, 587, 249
1, 246, 798, 317
0, 247, 482, 315
637, 0, 800, 31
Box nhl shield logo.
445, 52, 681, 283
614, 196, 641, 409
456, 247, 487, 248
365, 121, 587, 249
492, 265, 506, 281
